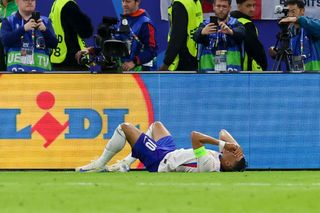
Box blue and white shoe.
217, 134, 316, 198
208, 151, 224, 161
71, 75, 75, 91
75, 159, 107, 172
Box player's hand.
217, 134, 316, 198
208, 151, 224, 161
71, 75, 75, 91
24, 19, 37, 31
201, 23, 217, 35
233, 147, 244, 161
218, 22, 233, 35
224, 142, 238, 152
36, 19, 46, 32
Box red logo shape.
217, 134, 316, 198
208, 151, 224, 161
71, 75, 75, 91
32, 91, 69, 148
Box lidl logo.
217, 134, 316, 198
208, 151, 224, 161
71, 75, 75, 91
0, 91, 131, 148
0, 74, 153, 168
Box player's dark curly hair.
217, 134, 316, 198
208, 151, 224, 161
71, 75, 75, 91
232, 157, 247, 172
284, 0, 305, 8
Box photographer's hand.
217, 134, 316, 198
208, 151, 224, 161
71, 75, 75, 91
24, 19, 37, 31
74, 49, 89, 64
268, 46, 277, 59
218, 22, 233, 35
201, 23, 217, 35
122, 61, 135, 71
75, 47, 96, 64
36, 19, 46, 32
279, 17, 298, 24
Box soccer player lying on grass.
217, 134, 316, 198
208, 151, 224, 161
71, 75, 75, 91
76, 121, 246, 172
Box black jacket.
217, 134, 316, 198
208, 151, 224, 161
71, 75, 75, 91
230, 11, 268, 71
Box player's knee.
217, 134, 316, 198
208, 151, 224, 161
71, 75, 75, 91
152, 121, 163, 128
120, 122, 134, 131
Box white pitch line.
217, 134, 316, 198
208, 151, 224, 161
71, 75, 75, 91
137, 182, 320, 187
137, 182, 222, 187
1, 182, 320, 188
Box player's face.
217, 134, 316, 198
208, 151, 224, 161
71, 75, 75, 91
221, 151, 237, 171
122, 0, 140, 15
238, 0, 256, 18
287, 4, 305, 18
213, 0, 231, 21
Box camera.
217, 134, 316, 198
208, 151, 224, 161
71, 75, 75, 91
274, 5, 290, 32
272, 5, 295, 71
79, 16, 130, 72
274, 5, 289, 17
273, 5, 291, 39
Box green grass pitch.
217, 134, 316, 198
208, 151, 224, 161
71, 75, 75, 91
0, 171, 319, 213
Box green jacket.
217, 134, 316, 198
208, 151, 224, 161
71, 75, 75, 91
0, 1, 18, 18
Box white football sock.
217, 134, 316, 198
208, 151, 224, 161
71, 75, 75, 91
96, 124, 126, 164
122, 153, 137, 165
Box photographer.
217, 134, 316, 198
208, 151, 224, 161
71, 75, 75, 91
118, 0, 157, 71
77, 0, 157, 72
193, 0, 245, 72
0, 0, 18, 71
270, 0, 320, 72
1, 0, 57, 72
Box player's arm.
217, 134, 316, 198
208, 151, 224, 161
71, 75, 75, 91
191, 131, 237, 172
219, 129, 244, 160
191, 131, 237, 152
219, 129, 239, 146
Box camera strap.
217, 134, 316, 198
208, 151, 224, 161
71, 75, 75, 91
290, 28, 305, 57
291, 29, 306, 72
213, 33, 227, 50
19, 19, 35, 66
300, 28, 304, 57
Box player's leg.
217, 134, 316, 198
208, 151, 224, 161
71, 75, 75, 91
150, 121, 171, 141
108, 121, 172, 171
120, 123, 143, 147
105, 123, 143, 172
109, 121, 171, 170
75, 123, 142, 172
